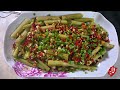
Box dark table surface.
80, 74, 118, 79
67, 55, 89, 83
99, 11, 120, 44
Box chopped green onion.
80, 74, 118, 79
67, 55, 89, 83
88, 49, 92, 54
68, 61, 75, 65
38, 46, 43, 51
69, 44, 74, 49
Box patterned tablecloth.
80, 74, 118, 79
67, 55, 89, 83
0, 11, 119, 79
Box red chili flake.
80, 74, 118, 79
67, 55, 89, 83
22, 39, 31, 46
30, 47, 35, 52
82, 23, 87, 29
93, 25, 96, 27
75, 38, 82, 47
91, 59, 94, 63
41, 60, 45, 63
76, 31, 80, 34
70, 51, 74, 55
63, 60, 68, 63
108, 66, 117, 77
32, 23, 37, 30
61, 38, 66, 42
29, 56, 34, 61
69, 26, 78, 33
97, 34, 101, 40
84, 60, 89, 65
69, 35, 72, 39
36, 24, 41, 27
74, 27, 78, 31
85, 53, 89, 58
93, 32, 97, 38
75, 40, 79, 46
28, 33, 34, 38
95, 42, 98, 46
74, 57, 81, 63
59, 26, 64, 31
104, 37, 110, 42
92, 47, 95, 50
67, 47, 70, 51
69, 26, 74, 30
39, 52, 44, 57
105, 39, 110, 42
91, 25, 96, 32
90, 35, 94, 39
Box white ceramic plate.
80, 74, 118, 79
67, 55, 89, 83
4, 11, 119, 78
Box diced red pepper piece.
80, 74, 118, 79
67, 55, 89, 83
61, 38, 66, 42
69, 35, 72, 39
32, 23, 37, 30
63, 60, 68, 63
104, 37, 110, 42
97, 34, 101, 40
85, 53, 89, 58
82, 23, 87, 29
74, 57, 81, 63
22, 39, 31, 46
39, 52, 44, 57
75, 38, 82, 47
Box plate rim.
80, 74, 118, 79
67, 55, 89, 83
3, 11, 119, 78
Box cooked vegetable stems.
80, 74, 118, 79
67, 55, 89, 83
11, 13, 114, 72
11, 18, 31, 39
62, 13, 83, 20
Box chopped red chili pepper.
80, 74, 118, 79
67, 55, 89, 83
70, 51, 74, 55
74, 27, 78, 31
59, 26, 65, 31
91, 59, 94, 63
93, 32, 97, 38
74, 57, 81, 63
30, 47, 36, 53
28, 33, 34, 38
97, 34, 101, 40
69, 26, 78, 33
104, 37, 110, 42
85, 53, 89, 58
63, 60, 68, 63
69, 26, 74, 30
82, 23, 87, 29
69, 35, 72, 39
22, 39, 31, 46
29, 56, 35, 61
61, 38, 66, 42
90, 35, 94, 39
36, 24, 41, 27
75, 38, 82, 47
32, 23, 37, 30
39, 52, 44, 57
41, 59, 45, 63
